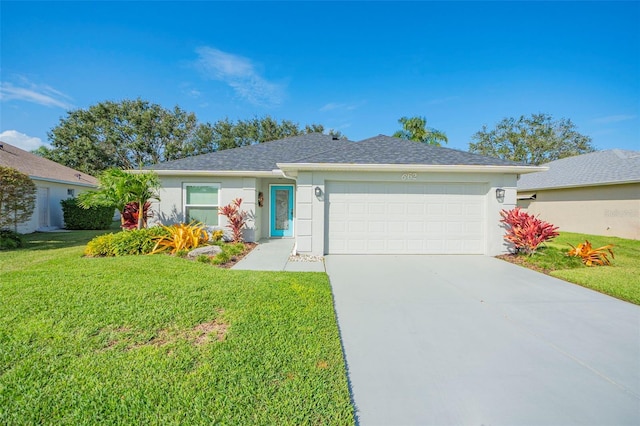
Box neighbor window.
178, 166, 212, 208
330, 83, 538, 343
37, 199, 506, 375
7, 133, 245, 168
183, 183, 220, 225
67, 189, 75, 197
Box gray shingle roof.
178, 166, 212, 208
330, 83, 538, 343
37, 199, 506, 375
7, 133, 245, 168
149, 133, 523, 171
148, 133, 350, 171
297, 135, 523, 166
0, 141, 97, 186
518, 149, 640, 191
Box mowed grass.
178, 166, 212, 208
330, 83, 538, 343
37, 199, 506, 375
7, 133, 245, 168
0, 230, 354, 425
520, 232, 640, 305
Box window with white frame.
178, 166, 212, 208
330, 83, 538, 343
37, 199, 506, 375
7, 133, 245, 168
183, 183, 220, 225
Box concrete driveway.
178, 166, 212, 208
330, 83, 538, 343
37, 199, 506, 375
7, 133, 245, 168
325, 255, 640, 425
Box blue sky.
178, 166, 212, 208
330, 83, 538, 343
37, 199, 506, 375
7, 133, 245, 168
1, 1, 638, 153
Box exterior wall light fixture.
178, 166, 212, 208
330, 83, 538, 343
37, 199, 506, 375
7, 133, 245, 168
495, 188, 505, 202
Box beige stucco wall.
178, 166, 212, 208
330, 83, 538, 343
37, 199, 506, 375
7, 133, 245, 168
517, 183, 640, 240
17, 179, 94, 234
295, 170, 518, 256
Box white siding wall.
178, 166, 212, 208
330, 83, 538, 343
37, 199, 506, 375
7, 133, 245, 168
17, 180, 94, 234
154, 175, 261, 241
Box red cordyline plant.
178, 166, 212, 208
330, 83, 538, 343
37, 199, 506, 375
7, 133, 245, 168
499, 207, 559, 255
218, 198, 248, 242
121, 201, 152, 230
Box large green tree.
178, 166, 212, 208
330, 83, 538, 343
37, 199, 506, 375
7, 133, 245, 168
468, 113, 595, 165
43, 99, 199, 175
393, 116, 448, 146
202, 116, 344, 152
0, 167, 37, 232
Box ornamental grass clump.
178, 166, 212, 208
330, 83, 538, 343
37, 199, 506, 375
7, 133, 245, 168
568, 240, 615, 266
499, 207, 559, 255
151, 222, 209, 255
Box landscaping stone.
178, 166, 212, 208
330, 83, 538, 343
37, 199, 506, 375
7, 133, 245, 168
288, 254, 324, 262
187, 245, 222, 259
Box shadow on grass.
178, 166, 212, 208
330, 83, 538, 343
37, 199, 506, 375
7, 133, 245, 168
21, 222, 121, 251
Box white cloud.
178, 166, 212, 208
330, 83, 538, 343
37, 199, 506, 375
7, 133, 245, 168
319, 101, 364, 112
0, 130, 46, 151
194, 47, 284, 106
593, 114, 636, 124
0, 78, 73, 109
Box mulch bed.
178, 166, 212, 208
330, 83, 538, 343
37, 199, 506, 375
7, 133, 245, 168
495, 253, 554, 275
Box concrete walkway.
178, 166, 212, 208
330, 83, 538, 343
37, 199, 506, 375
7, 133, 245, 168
231, 239, 325, 272
326, 255, 640, 425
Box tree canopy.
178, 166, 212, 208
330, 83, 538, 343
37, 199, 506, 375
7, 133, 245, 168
43, 99, 199, 175
468, 113, 595, 165
186, 117, 345, 155
39, 98, 342, 175
393, 116, 448, 146
0, 167, 37, 232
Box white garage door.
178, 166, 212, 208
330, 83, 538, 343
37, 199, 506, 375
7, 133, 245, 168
326, 181, 486, 254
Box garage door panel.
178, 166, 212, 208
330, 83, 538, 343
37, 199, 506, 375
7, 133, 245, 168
327, 181, 486, 254
388, 204, 405, 215
407, 221, 425, 233
368, 203, 386, 215
407, 203, 425, 215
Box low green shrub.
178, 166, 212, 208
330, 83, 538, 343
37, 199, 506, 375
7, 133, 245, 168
175, 249, 189, 258
84, 233, 116, 257
211, 242, 246, 265
84, 227, 169, 257
211, 251, 230, 265
196, 254, 210, 263
0, 229, 24, 250
61, 198, 114, 230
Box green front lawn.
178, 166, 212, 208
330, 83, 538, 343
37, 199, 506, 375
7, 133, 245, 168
506, 232, 640, 305
0, 231, 354, 425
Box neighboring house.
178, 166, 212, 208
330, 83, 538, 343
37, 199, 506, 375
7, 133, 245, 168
517, 149, 640, 240
146, 133, 542, 256
0, 141, 98, 233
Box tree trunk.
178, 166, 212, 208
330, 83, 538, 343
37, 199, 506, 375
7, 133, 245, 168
137, 199, 144, 230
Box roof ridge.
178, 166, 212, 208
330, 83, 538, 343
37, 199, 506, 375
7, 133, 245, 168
291, 141, 355, 163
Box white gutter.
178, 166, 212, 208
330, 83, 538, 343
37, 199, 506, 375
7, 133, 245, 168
276, 163, 548, 174
31, 176, 97, 188
131, 169, 284, 177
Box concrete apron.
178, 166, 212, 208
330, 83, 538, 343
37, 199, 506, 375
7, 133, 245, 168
325, 254, 640, 426
231, 239, 325, 272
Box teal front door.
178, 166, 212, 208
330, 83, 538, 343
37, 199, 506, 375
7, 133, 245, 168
270, 185, 294, 237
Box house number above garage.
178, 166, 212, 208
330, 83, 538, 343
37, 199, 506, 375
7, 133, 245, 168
401, 173, 418, 181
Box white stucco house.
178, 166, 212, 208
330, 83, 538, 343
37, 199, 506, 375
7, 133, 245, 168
0, 141, 98, 233
145, 134, 544, 256
518, 149, 640, 240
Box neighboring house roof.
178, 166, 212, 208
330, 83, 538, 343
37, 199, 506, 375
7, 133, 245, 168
148, 133, 531, 174
518, 149, 640, 191
0, 141, 98, 187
